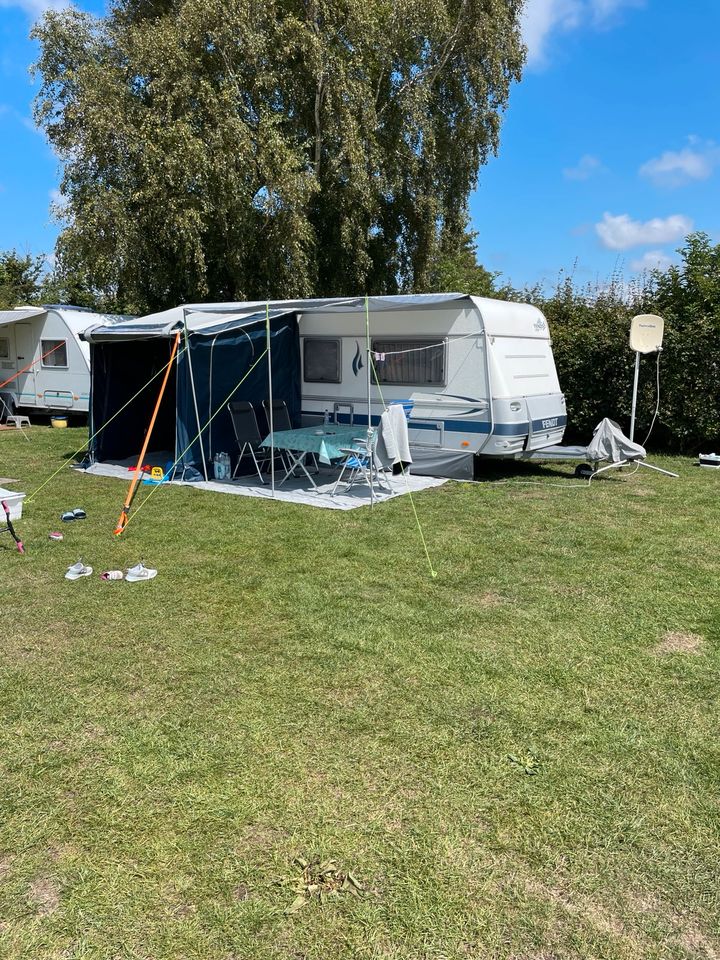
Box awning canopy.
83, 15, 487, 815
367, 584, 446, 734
82, 294, 471, 342
0, 307, 46, 326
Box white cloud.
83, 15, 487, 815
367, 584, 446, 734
639, 139, 720, 188
630, 249, 674, 272
563, 154, 603, 180
522, 0, 645, 66
595, 212, 692, 250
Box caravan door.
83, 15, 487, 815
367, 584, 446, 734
14, 323, 37, 406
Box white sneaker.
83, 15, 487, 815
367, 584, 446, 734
125, 562, 157, 582
65, 561, 93, 580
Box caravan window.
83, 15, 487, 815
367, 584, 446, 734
41, 339, 68, 368
304, 338, 341, 383
372, 339, 445, 386
0, 338, 9, 359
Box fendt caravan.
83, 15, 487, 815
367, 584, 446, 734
83, 293, 566, 480
0, 305, 129, 417
298, 294, 566, 476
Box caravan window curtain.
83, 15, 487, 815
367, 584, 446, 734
41, 339, 68, 367
372, 339, 445, 386
304, 338, 341, 383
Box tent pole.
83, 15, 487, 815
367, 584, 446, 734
266, 302, 275, 496
629, 350, 640, 443
114, 331, 181, 535
365, 295, 374, 508
183, 308, 209, 481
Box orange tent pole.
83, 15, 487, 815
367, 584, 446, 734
114, 332, 181, 535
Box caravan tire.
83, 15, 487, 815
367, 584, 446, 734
574, 463, 595, 479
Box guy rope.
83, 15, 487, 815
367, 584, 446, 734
113, 332, 181, 535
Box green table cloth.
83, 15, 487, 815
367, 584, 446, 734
261, 425, 372, 465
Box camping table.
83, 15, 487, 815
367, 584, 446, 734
260, 425, 374, 489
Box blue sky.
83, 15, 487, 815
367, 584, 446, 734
0, 0, 718, 291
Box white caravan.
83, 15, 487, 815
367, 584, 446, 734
298, 294, 566, 473
81, 293, 566, 478
0, 305, 129, 416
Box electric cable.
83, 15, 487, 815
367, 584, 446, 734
641, 349, 662, 448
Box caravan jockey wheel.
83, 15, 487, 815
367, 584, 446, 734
574, 463, 595, 479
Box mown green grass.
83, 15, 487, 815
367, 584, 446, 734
0, 427, 718, 959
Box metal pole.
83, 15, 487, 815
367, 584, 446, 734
365, 295, 374, 507
629, 350, 640, 442
183, 309, 209, 481
266, 302, 275, 497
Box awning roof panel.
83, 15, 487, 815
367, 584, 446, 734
82, 294, 471, 342
0, 307, 46, 326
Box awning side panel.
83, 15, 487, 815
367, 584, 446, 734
175, 316, 301, 472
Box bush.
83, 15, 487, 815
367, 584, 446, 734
512, 234, 720, 453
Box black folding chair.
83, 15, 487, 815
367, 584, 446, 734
262, 398, 293, 433
262, 398, 317, 474
227, 401, 269, 483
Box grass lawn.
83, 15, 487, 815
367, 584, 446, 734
1, 427, 718, 959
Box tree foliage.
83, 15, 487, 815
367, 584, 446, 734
0, 251, 45, 308
32, 0, 524, 312
426, 221, 499, 297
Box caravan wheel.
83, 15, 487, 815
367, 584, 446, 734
574, 463, 595, 479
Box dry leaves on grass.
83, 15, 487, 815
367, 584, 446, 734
654, 631, 705, 656
281, 857, 363, 914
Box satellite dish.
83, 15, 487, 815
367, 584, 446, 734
630, 314, 664, 353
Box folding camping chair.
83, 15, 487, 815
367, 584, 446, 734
331, 432, 386, 497
262, 398, 318, 474
227, 401, 273, 484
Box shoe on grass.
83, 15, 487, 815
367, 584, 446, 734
65, 560, 93, 580
125, 562, 157, 582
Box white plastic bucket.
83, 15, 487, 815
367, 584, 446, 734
0, 488, 26, 521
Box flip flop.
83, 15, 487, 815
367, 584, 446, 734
125, 562, 157, 583
65, 561, 93, 580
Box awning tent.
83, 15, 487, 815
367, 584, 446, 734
85, 307, 301, 478
83, 294, 468, 480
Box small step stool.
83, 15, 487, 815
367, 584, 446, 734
7, 415, 31, 429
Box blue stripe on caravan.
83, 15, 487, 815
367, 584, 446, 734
300, 412, 566, 436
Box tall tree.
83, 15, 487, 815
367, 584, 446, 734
32, 0, 524, 311
0, 251, 45, 308
426, 220, 498, 296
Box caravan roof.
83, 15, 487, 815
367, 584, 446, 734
82, 293, 552, 343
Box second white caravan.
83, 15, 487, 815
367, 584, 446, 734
0, 305, 131, 417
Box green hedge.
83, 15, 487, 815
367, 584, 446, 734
523, 234, 720, 453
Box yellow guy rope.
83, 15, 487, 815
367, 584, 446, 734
120, 346, 270, 533
114, 331, 182, 535
365, 295, 436, 579
25, 342, 188, 505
